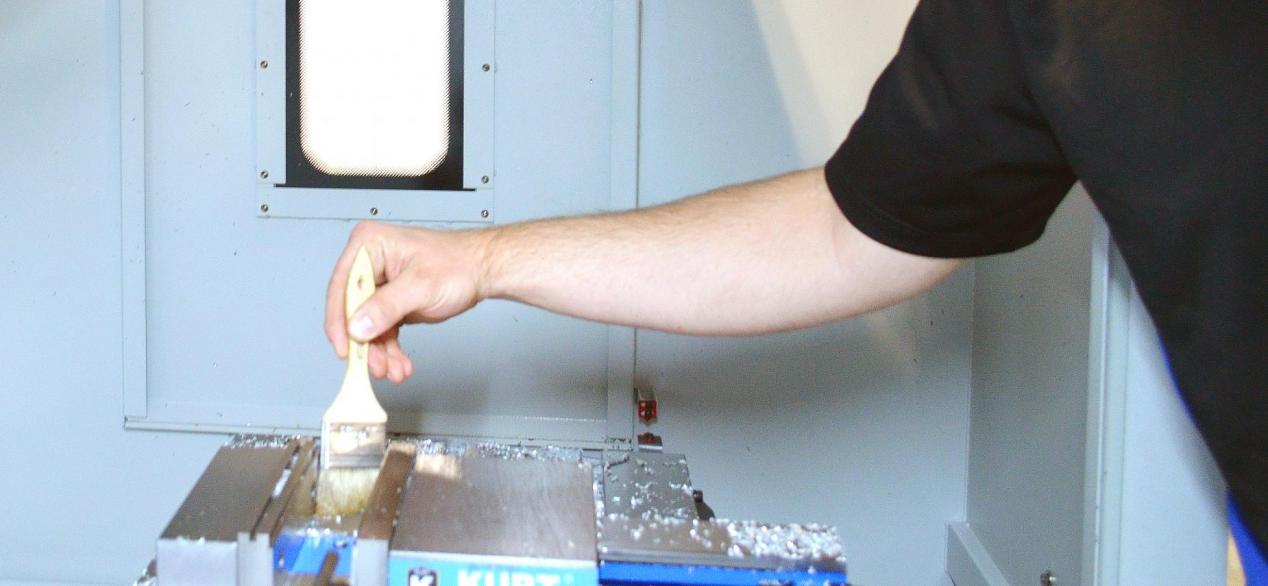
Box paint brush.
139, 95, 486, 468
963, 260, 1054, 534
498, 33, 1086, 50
316, 245, 387, 516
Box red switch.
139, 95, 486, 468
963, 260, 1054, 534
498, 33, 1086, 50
638, 398, 658, 423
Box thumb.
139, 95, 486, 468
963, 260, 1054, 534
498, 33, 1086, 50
347, 278, 415, 342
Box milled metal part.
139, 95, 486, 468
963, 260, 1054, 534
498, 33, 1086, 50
392, 453, 597, 561
359, 442, 416, 540
408, 437, 586, 462
147, 434, 848, 584
253, 437, 317, 541
157, 438, 297, 586
596, 452, 846, 573
602, 451, 696, 521
598, 515, 846, 572
160, 440, 295, 541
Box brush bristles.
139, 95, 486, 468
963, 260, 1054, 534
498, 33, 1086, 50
315, 467, 380, 517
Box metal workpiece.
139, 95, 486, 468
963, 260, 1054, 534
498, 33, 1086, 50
144, 434, 847, 585
392, 453, 598, 561
254, 437, 318, 541
597, 452, 846, 582
408, 437, 587, 463
598, 516, 733, 565
353, 442, 416, 586
597, 451, 730, 566
160, 437, 298, 542
359, 442, 416, 540
598, 516, 847, 580
157, 435, 302, 586
602, 452, 696, 521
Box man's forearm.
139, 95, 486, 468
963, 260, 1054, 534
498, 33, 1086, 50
479, 168, 961, 335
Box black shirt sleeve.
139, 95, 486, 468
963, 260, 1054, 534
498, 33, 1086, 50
825, 0, 1076, 258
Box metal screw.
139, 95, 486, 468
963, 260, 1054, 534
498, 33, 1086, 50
481, 175, 490, 184
369, 207, 379, 216
481, 63, 490, 72
259, 170, 269, 179
259, 203, 269, 213
480, 209, 490, 218
1040, 571, 1056, 586
259, 59, 269, 69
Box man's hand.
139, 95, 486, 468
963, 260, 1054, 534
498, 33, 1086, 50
324, 222, 493, 383
324, 168, 964, 383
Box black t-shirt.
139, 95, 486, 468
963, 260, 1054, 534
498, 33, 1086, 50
825, 0, 1266, 552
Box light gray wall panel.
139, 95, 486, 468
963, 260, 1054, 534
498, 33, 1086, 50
0, 2, 223, 583
964, 188, 1096, 585
635, 3, 971, 584
139, 1, 618, 436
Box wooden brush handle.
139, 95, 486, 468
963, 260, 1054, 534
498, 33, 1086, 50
346, 246, 376, 373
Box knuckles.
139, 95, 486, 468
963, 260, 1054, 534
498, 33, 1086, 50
349, 220, 389, 245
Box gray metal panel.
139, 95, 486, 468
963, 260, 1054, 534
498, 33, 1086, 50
393, 455, 597, 560
134, 0, 624, 445
1082, 219, 1133, 585
0, 3, 241, 582
604, 0, 641, 445
256, 186, 495, 224
945, 523, 1009, 586
253, 0, 285, 186
120, 0, 147, 419
963, 188, 1096, 586
462, 0, 496, 189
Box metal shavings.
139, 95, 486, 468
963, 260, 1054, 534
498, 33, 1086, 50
720, 520, 846, 564
412, 438, 449, 455
591, 455, 607, 519
225, 434, 300, 449
405, 437, 584, 462
598, 515, 725, 549
468, 442, 584, 462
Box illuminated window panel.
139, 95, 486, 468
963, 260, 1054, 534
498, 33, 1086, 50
285, 0, 464, 190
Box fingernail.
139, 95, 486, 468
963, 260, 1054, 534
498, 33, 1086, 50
349, 314, 374, 340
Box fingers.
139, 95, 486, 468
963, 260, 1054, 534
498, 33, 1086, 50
385, 337, 414, 382
347, 276, 416, 343
368, 341, 388, 379
366, 333, 414, 383
386, 350, 403, 383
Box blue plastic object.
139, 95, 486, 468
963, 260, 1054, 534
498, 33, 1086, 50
598, 561, 845, 586
273, 531, 354, 577
1231, 499, 1267, 586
